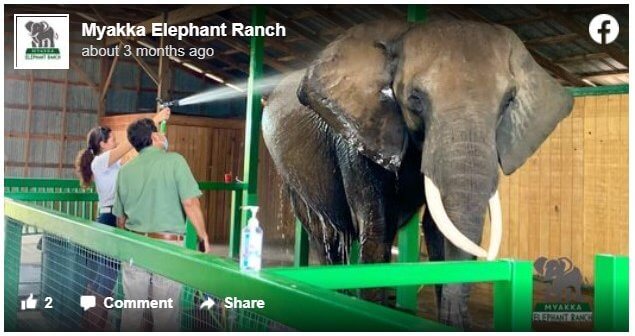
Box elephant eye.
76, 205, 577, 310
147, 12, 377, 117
407, 88, 430, 115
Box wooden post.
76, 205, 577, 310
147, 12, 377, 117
58, 69, 69, 176
23, 70, 34, 176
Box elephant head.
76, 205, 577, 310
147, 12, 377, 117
25, 21, 50, 37
535, 256, 575, 281
298, 19, 573, 261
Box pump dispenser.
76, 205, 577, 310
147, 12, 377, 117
240, 206, 263, 271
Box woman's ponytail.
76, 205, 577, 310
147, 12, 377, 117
75, 126, 111, 188
75, 148, 95, 188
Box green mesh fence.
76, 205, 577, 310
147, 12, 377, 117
5, 219, 293, 332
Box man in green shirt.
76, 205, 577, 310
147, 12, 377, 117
113, 118, 210, 331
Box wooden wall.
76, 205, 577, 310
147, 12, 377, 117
482, 94, 628, 284
100, 114, 295, 244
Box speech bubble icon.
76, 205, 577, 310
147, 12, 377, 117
80, 295, 96, 311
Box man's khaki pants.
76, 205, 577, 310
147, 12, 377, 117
120, 240, 182, 331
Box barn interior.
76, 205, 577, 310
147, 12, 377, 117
3, 4, 629, 332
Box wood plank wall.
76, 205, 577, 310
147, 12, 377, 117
100, 114, 295, 244
482, 94, 628, 284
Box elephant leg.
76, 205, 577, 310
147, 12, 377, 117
439, 242, 480, 329
337, 146, 397, 303
288, 187, 343, 264
422, 209, 445, 308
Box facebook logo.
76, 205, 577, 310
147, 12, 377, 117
589, 14, 619, 45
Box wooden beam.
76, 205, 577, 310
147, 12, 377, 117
7, 131, 86, 141
100, 53, 119, 103
541, 7, 628, 66
69, 59, 99, 93
91, 6, 160, 85
498, 13, 551, 26
578, 69, 629, 78
523, 33, 579, 47
267, 7, 330, 46
133, 37, 242, 84
216, 37, 292, 72
180, 37, 249, 75
104, 5, 236, 46
529, 50, 589, 87
442, 5, 590, 87
554, 52, 610, 64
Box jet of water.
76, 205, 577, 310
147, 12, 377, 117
177, 73, 287, 106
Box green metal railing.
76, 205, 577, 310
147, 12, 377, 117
4, 178, 247, 257
5, 199, 453, 331
6, 198, 629, 331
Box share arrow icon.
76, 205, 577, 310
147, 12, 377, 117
199, 297, 216, 310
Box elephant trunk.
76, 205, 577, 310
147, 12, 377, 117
422, 117, 502, 260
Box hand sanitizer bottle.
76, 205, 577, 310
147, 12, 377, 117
240, 206, 263, 271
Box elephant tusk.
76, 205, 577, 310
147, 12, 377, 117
424, 175, 488, 258
487, 190, 502, 261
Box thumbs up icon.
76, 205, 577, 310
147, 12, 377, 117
20, 293, 38, 310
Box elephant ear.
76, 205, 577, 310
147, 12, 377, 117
41, 21, 50, 31
496, 30, 574, 175
298, 21, 410, 172
534, 256, 547, 276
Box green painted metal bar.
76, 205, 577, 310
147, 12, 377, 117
4, 178, 246, 192
4, 219, 23, 331
270, 260, 513, 289
394, 3, 427, 312
493, 260, 533, 331
184, 219, 198, 250
294, 218, 309, 267
228, 189, 243, 258
241, 5, 266, 227
5, 192, 98, 202
407, 4, 428, 21
198, 181, 248, 191
594, 254, 629, 331
348, 239, 360, 265
4, 200, 451, 331
567, 84, 628, 97
396, 214, 421, 312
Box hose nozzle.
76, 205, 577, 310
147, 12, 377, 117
157, 97, 179, 108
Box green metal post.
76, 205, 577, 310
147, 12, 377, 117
349, 240, 360, 265
294, 218, 309, 267
407, 4, 428, 21
184, 219, 198, 250
493, 260, 533, 331
396, 214, 421, 312
4, 219, 23, 331
241, 5, 266, 227
594, 254, 629, 331
394, 4, 427, 312
229, 189, 243, 258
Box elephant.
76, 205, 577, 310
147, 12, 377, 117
25, 21, 58, 48
262, 19, 573, 329
534, 257, 583, 302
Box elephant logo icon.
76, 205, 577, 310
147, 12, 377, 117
25, 21, 58, 48
534, 256, 584, 302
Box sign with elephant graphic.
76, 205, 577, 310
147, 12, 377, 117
13, 14, 69, 69
532, 256, 592, 323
